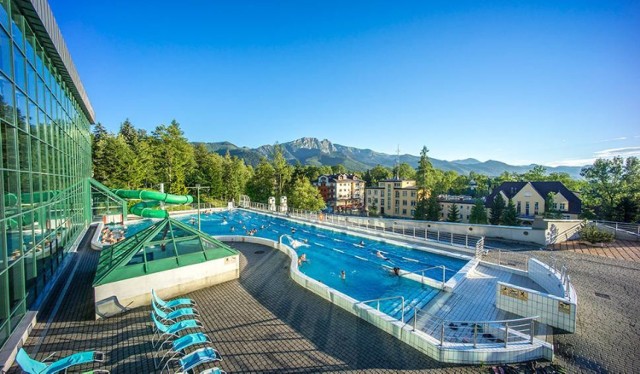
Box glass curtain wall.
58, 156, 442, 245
0, 0, 92, 348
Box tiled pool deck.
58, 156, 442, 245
7, 228, 640, 373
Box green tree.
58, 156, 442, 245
544, 192, 561, 219
152, 120, 195, 194
368, 201, 379, 217
288, 177, 326, 211
521, 165, 547, 181
364, 165, 392, 187
272, 144, 292, 198
580, 157, 626, 220
426, 195, 441, 221
446, 204, 461, 222
392, 162, 416, 180
246, 158, 276, 203
221, 151, 246, 202
469, 199, 488, 224
489, 194, 506, 225
331, 164, 347, 174
415, 146, 435, 191
501, 198, 519, 226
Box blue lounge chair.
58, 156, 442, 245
151, 312, 203, 348
152, 299, 199, 324
152, 289, 196, 311
198, 368, 226, 374
162, 347, 222, 374
155, 332, 213, 369
15, 347, 107, 374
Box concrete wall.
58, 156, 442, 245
496, 281, 576, 333
94, 255, 239, 319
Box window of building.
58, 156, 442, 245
411, 210, 415, 216
402, 191, 407, 196
516, 201, 521, 214
560, 203, 566, 211
402, 200, 407, 206
525, 202, 530, 216
411, 200, 416, 206
402, 209, 407, 215
534, 202, 539, 215
395, 191, 399, 198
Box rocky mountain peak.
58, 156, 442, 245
289, 137, 336, 153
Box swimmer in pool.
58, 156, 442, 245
359, 240, 365, 246
392, 267, 401, 276
376, 250, 389, 260
340, 270, 346, 280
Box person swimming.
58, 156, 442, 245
340, 270, 346, 280
376, 250, 390, 260
298, 253, 307, 266
359, 240, 365, 246
392, 267, 401, 276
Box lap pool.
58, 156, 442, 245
127, 209, 470, 320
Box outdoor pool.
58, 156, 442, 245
126, 209, 470, 319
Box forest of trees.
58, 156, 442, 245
92, 120, 640, 223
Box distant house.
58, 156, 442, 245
438, 195, 477, 223
485, 181, 582, 223
365, 179, 418, 218
314, 174, 365, 213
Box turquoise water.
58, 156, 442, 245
128, 210, 469, 320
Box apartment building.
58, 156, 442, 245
365, 179, 418, 218
314, 173, 365, 213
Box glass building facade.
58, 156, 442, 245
0, 0, 94, 348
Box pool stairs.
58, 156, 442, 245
376, 287, 441, 323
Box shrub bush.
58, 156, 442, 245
580, 225, 615, 244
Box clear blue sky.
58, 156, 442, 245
50, 0, 639, 167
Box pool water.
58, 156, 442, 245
129, 210, 469, 320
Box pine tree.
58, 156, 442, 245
469, 199, 488, 224
426, 195, 441, 221
501, 198, 519, 226
447, 204, 461, 222
489, 194, 506, 225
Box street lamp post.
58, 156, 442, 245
187, 184, 210, 231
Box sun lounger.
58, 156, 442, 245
162, 347, 222, 374
15, 348, 107, 374
155, 332, 213, 369
151, 312, 203, 348
152, 299, 199, 324
152, 289, 196, 311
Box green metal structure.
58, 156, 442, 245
93, 218, 238, 287
112, 189, 193, 218
89, 178, 127, 222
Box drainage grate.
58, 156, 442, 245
254, 250, 265, 254
595, 292, 611, 300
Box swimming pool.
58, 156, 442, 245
126, 210, 469, 320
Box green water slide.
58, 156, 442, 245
112, 189, 194, 218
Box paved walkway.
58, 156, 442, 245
548, 239, 640, 262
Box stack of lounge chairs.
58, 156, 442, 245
151, 289, 226, 374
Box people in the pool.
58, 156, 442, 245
376, 250, 390, 260
392, 267, 401, 276
340, 270, 346, 280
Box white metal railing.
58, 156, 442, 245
406, 265, 448, 288
593, 220, 640, 240
412, 309, 538, 348
357, 296, 406, 323
246, 203, 485, 252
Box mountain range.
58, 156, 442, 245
194, 137, 583, 178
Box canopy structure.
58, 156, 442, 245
93, 218, 238, 287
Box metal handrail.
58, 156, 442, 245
404, 265, 448, 287
412, 307, 539, 347
358, 295, 406, 323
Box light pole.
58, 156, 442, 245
187, 184, 210, 231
